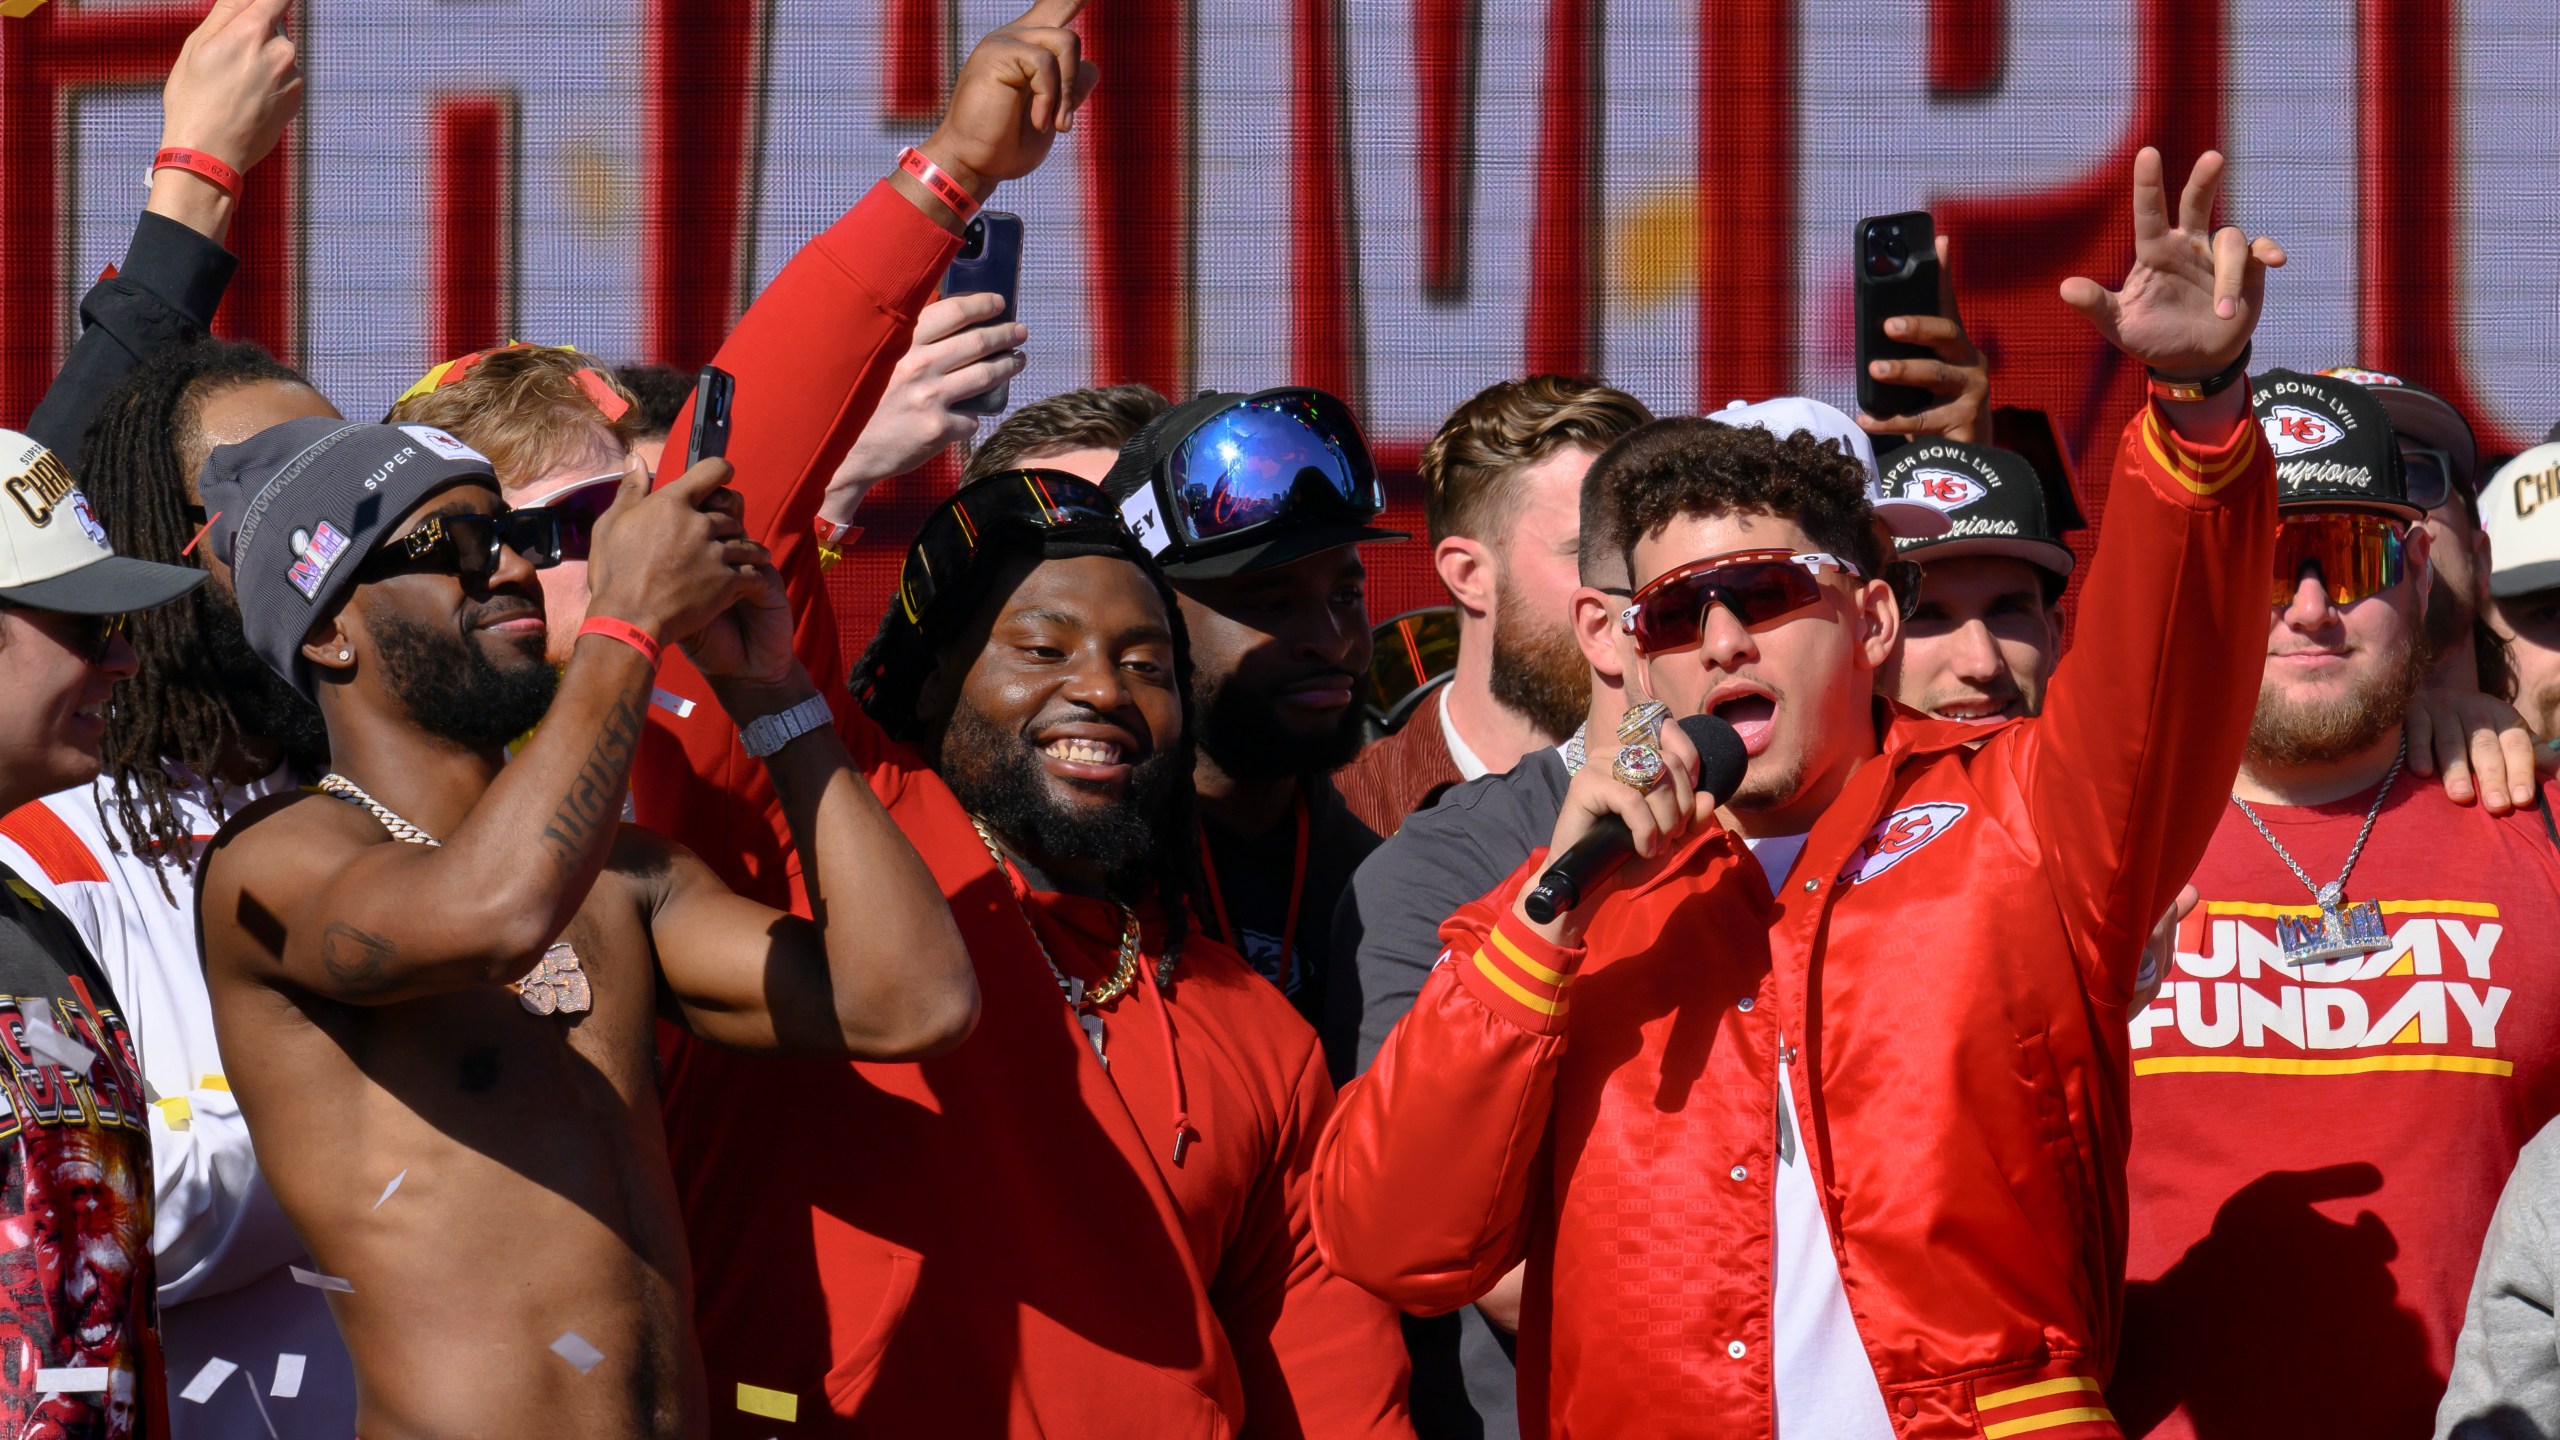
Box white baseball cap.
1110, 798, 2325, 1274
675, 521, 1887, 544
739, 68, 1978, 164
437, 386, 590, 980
0, 429, 203, 615
1704, 396, 1952, 539
2483, 442, 2560, 599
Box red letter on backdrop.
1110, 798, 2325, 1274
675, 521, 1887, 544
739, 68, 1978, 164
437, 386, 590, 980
0, 4, 297, 424
432, 95, 514, 362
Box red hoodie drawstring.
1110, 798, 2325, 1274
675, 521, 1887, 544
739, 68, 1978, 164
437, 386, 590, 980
1138, 967, 1193, 1166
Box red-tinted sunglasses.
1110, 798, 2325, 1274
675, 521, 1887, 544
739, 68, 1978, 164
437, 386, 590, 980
1619, 549, 1861, 656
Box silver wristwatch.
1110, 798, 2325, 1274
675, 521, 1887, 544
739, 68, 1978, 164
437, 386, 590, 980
739, 693, 832, 758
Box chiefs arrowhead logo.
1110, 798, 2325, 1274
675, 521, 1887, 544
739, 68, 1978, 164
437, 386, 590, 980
2262, 405, 2345, 457
1903, 468, 1987, 512
1838, 802, 1969, 884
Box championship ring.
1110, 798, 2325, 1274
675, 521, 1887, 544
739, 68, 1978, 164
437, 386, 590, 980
1611, 742, 1668, 794
1617, 700, 1671, 745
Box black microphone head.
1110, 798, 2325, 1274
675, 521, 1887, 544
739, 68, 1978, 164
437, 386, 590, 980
1674, 713, 1749, 803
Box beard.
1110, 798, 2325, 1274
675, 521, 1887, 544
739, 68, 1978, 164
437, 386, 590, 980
1194, 665, 1366, 780
202, 583, 330, 764
1488, 568, 1590, 742
2247, 626, 2431, 769
366, 606, 560, 749
936, 700, 1184, 888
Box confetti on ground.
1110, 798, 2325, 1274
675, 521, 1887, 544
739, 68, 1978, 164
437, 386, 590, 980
34, 1367, 106, 1393
179, 1357, 237, 1403
551, 1332, 604, 1374
289, 1266, 353, 1293
737, 1383, 798, 1422
21, 1015, 93, 1074
271, 1353, 305, 1398
373, 1169, 406, 1210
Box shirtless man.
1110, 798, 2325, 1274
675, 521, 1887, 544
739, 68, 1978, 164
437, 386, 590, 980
190, 418, 975, 1438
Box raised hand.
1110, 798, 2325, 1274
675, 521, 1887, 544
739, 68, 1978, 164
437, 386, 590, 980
2060, 148, 2286, 382
161, 0, 302, 175
1859, 235, 1990, 443
917, 0, 1097, 202
582, 459, 766, 649
823, 293, 1028, 522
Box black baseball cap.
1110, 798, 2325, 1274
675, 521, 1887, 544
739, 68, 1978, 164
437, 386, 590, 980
2317, 366, 2476, 508
1101, 387, 1407, 580
1885, 440, 2075, 578
2250, 370, 2420, 520
199, 418, 504, 698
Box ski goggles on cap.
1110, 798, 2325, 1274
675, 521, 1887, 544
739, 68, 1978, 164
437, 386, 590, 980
898, 469, 1122, 627
1156, 389, 1385, 550
1620, 549, 1862, 656
2273, 511, 2409, 608
359, 508, 566, 580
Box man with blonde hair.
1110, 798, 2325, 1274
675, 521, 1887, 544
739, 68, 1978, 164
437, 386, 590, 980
386, 343, 645, 664
1335, 376, 1650, 835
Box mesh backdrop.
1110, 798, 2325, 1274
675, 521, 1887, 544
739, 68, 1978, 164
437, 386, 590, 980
5, 0, 2556, 646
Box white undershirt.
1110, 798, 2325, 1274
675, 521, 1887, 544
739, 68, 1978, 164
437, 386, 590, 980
1437, 686, 1492, 782
1742, 833, 1895, 1440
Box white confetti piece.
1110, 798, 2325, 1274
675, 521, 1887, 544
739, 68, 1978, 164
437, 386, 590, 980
35, 1366, 107, 1393
650, 686, 696, 719
270, 1353, 305, 1398
373, 1169, 406, 1210
550, 1331, 604, 1374
179, 1357, 237, 1403
244, 1383, 280, 1440
289, 1265, 353, 1293
21, 1015, 93, 1074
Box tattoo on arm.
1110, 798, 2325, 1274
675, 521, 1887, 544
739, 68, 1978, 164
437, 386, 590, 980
319, 922, 398, 995
539, 692, 645, 878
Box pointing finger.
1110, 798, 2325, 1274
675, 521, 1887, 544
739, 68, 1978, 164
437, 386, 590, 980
1015, 0, 1089, 29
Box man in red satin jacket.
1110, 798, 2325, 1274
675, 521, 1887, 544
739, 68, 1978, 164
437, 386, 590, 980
1311, 149, 2285, 1440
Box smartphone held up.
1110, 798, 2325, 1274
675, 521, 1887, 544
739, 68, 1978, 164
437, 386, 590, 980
1854, 211, 1943, 420
944, 211, 1024, 416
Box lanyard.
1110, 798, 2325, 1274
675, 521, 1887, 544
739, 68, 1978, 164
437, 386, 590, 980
1197, 786, 1311, 987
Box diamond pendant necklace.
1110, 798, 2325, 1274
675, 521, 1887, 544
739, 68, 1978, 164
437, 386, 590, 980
316, 774, 593, 1016
2229, 734, 2404, 967
969, 816, 1143, 1066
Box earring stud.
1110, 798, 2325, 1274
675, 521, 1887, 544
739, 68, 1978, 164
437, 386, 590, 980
338, 650, 350, 661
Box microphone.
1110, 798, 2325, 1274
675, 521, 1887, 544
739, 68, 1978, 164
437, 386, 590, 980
1521, 714, 1748, 925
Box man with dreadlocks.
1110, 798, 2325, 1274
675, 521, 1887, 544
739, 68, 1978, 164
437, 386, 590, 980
655, 470, 1411, 1435
0, 335, 351, 1437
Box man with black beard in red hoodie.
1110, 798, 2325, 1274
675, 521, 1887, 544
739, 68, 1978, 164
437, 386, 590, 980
658, 470, 1411, 1435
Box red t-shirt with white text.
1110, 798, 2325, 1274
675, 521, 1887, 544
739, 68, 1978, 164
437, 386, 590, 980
2116, 771, 2560, 1438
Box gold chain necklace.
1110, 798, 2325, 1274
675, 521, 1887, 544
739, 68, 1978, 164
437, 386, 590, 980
968, 817, 1142, 1009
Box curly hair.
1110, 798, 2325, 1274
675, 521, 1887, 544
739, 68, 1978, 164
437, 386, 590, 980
1597, 417, 1886, 581
81, 339, 333, 891
610, 362, 695, 442
1421, 375, 1653, 550
385, 344, 640, 488
964, 384, 1168, 482
850, 526, 1199, 974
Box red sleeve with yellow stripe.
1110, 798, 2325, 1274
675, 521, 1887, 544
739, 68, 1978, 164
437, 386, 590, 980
2006, 398, 2276, 1006
1310, 852, 1577, 1313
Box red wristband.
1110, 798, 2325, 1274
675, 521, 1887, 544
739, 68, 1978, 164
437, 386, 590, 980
578, 616, 662, 670
897, 146, 982, 222
152, 147, 242, 200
